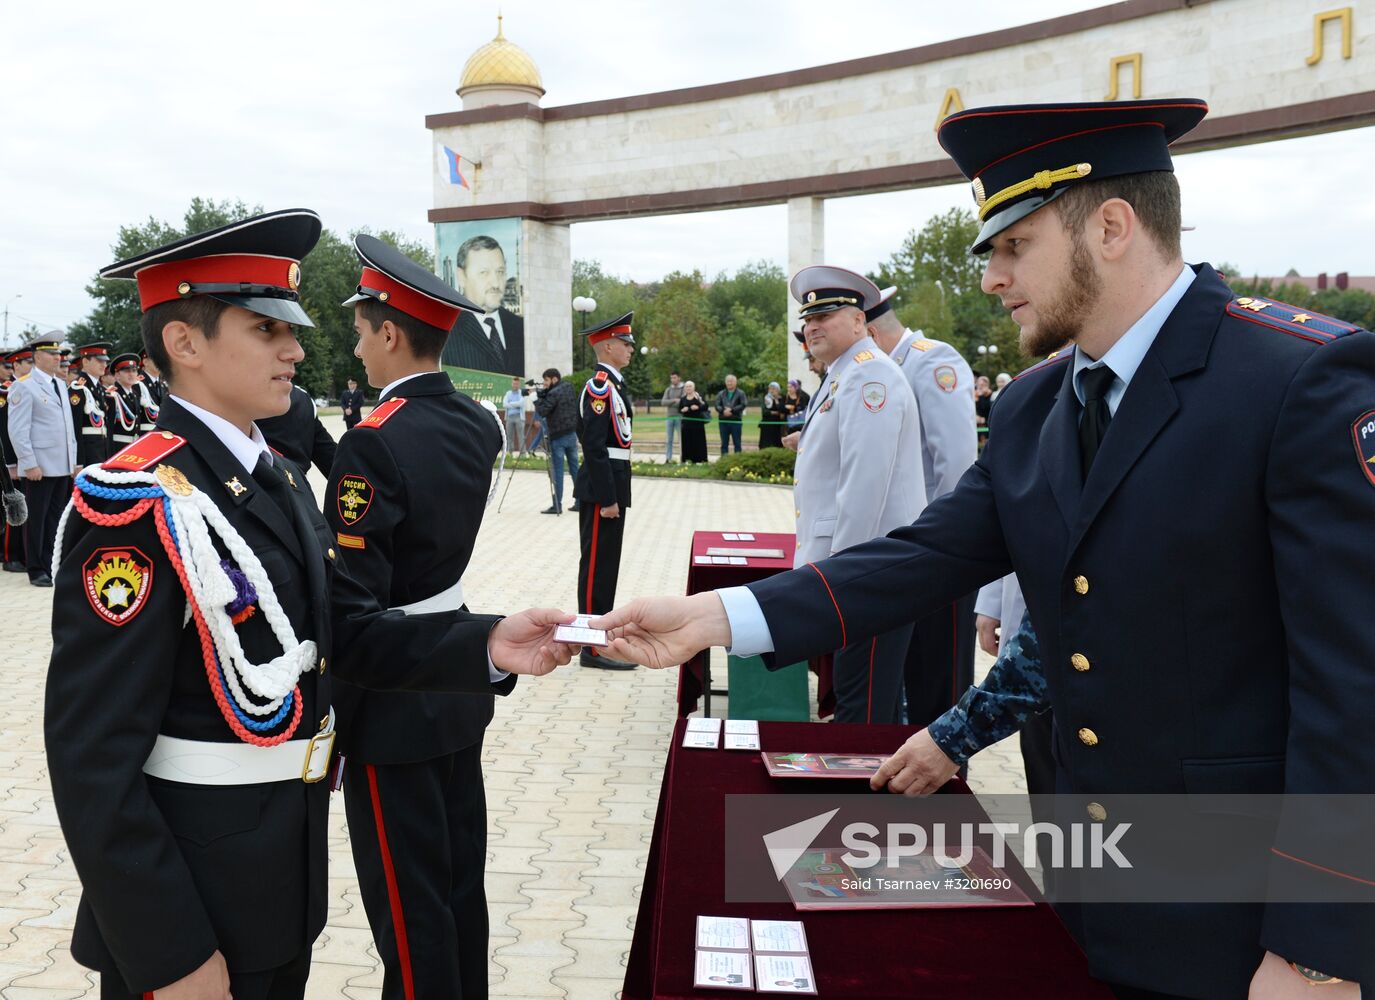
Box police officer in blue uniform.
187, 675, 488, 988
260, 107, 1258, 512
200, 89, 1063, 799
599, 98, 1375, 997
865, 287, 979, 728
328, 234, 504, 1000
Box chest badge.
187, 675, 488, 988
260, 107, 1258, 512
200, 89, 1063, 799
225, 476, 247, 497
83, 547, 154, 627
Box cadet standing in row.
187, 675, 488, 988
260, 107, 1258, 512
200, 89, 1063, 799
107, 353, 144, 449
46, 208, 573, 1000
864, 288, 979, 728
329, 234, 504, 1000
574, 313, 639, 670
68, 342, 113, 467
789, 266, 926, 723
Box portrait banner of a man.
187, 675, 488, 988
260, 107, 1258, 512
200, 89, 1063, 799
436, 218, 525, 379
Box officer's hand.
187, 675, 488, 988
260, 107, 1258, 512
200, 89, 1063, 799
154, 949, 230, 999
488, 608, 577, 675
871, 730, 959, 796
594, 592, 733, 668
781, 432, 800, 452
975, 615, 1001, 658
1248, 950, 1359, 998
23, 468, 41, 482
600, 503, 620, 519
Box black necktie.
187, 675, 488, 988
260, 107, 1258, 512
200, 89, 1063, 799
485, 317, 503, 354
251, 454, 292, 518
1078, 365, 1117, 479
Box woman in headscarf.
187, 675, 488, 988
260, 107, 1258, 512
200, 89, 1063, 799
759, 380, 786, 450
677, 380, 710, 463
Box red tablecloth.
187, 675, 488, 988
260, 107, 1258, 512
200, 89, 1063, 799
622, 721, 1110, 999
677, 531, 834, 717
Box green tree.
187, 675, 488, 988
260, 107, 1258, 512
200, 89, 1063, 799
871, 207, 1025, 374
570, 259, 644, 373
636, 270, 716, 395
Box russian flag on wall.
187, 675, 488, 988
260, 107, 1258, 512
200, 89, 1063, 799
437, 145, 470, 189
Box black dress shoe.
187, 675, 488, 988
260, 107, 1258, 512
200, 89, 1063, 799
2, 560, 24, 573
580, 650, 637, 670
541, 505, 561, 515
30, 573, 53, 587
570, 501, 581, 512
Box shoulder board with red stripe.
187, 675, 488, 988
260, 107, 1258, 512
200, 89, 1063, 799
1226, 296, 1364, 346
357, 397, 408, 428
585, 377, 613, 399
103, 431, 187, 471
1012, 349, 1072, 382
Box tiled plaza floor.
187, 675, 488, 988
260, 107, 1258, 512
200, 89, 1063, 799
0, 416, 1024, 998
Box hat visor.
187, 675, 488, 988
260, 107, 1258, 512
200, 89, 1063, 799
798, 301, 861, 320
971, 188, 1068, 254
208, 293, 314, 328
341, 291, 370, 308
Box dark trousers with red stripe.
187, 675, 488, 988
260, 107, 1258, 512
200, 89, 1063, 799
831, 623, 913, 724
344, 743, 489, 1000
2, 516, 24, 567
577, 503, 625, 615
100, 945, 311, 1000
902, 592, 977, 729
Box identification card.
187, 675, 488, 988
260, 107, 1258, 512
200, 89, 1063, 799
755, 954, 817, 993
751, 920, 808, 955
554, 624, 608, 646
687, 716, 724, 732
695, 915, 750, 951
724, 733, 761, 751
694, 950, 753, 990
683, 730, 721, 749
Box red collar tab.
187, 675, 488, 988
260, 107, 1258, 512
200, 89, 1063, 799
135, 253, 302, 311
357, 396, 408, 429
587, 325, 632, 346
357, 267, 464, 331
103, 431, 187, 471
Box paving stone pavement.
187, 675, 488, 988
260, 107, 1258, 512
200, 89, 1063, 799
0, 415, 1024, 998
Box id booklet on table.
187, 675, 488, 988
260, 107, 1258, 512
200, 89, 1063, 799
761, 751, 890, 778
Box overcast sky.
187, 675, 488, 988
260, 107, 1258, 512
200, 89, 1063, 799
3, 0, 1373, 339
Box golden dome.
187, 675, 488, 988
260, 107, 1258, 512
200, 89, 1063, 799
458, 16, 545, 96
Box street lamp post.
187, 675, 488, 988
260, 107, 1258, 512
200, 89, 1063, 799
976, 343, 999, 366
572, 295, 596, 370
3, 294, 21, 342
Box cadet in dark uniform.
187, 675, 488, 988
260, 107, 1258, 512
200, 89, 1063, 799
258, 382, 337, 477
45, 209, 573, 1000
327, 234, 503, 1000
339, 376, 366, 429
1, 348, 30, 571
140, 348, 167, 404
601, 99, 1375, 996
69, 342, 113, 467
107, 353, 144, 450
574, 313, 637, 670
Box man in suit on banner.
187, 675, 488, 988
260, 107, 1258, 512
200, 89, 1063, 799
439, 235, 525, 376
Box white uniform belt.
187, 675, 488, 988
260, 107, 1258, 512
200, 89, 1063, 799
144, 709, 336, 785
607, 447, 631, 461
393, 578, 464, 615
81, 427, 105, 436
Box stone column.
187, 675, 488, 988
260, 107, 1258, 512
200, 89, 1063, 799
521, 218, 573, 378
786, 196, 825, 389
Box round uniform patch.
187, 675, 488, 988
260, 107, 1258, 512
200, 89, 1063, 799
1351, 409, 1375, 490
861, 382, 887, 412
336, 474, 374, 525
83, 547, 154, 626
70, 392, 80, 405
934, 365, 958, 393
591, 398, 607, 415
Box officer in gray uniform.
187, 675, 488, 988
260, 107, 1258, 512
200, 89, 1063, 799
791, 265, 925, 723
865, 287, 980, 728
6, 334, 77, 585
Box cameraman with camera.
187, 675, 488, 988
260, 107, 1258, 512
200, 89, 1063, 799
534, 367, 579, 515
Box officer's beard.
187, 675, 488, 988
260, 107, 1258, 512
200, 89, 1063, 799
1019, 232, 1101, 359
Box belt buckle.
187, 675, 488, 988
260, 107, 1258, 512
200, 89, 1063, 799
301, 730, 336, 783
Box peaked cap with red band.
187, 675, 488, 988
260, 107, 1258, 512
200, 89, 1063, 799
7, 348, 33, 363
343, 233, 480, 331
98, 208, 321, 327
79, 342, 112, 361
582, 311, 635, 347
110, 353, 141, 373
937, 98, 1208, 253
